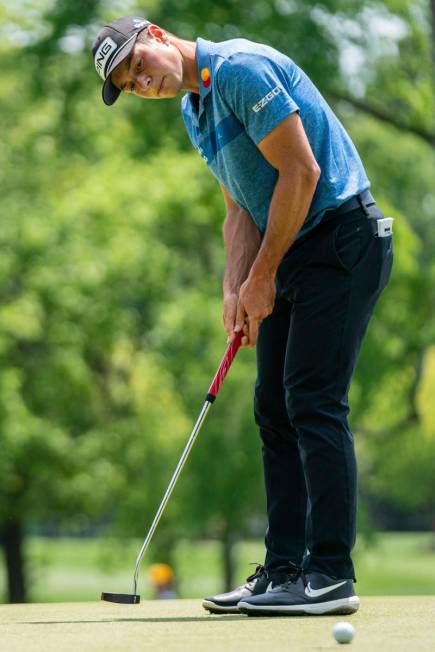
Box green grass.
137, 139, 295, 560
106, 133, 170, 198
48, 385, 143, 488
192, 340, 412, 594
0, 532, 434, 603
1, 597, 435, 652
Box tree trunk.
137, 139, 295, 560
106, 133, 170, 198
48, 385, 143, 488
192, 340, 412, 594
431, 0, 435, 74
1, 520, 27, 603
222, 522, 236, 592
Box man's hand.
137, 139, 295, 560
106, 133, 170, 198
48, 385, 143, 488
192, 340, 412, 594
223, 292, 239, 344
235, 273, 276, 347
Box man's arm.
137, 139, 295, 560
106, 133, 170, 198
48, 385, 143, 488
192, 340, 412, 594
221, 184, 262, 345
236, 112, 321, 347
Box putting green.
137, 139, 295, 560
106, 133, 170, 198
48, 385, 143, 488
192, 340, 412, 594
0, 596, 434, 651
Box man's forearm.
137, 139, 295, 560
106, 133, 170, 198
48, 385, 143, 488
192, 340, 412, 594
249, 166, 320, 279
223, 208, 262, 295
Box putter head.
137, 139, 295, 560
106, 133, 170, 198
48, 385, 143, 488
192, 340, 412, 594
101, 592, 140, 604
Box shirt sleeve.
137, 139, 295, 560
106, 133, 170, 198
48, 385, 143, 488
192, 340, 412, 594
216, 53, 300, 145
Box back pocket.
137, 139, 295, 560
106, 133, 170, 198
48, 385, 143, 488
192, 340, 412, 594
332, 219, 372, 272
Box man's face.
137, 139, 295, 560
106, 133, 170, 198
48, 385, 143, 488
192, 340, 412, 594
111, 27, 183, 100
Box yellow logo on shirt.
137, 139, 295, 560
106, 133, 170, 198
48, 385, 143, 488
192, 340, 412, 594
201, 67, 211, 89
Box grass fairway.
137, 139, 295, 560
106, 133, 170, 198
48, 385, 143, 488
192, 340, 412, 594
0, 597, 434, 652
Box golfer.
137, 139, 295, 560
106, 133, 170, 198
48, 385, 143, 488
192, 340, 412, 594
92, 16, 393, 616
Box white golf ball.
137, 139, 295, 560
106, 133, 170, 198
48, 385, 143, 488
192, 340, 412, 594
332, 621, 355, 644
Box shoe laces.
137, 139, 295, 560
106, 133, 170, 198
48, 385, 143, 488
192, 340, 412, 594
281, 562, 307, 589
245, 563, 265, 583
245, 561, 302, 587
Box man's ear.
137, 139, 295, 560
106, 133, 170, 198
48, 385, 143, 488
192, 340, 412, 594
147, 24, 170, 45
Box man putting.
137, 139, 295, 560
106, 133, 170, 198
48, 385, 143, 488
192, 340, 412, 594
92, 16, 393, 617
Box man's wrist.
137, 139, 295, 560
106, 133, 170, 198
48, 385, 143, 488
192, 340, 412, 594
249, 255, 278, 281
223, 286, 240, 298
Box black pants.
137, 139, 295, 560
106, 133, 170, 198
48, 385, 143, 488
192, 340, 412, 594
254, 198, 393, 581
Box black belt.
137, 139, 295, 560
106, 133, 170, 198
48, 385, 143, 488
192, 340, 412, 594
285, 190, 378, 255
322, 189, 376, 223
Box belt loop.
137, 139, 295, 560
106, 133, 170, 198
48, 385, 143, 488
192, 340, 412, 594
356, 193, 370, 217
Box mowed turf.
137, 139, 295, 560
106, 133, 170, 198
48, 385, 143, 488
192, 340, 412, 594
1, 596, 434, 652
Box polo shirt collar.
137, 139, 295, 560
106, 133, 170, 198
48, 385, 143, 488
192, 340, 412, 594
195, 37, 214, 119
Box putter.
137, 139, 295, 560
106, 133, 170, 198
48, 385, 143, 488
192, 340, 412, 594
102, 331, 243, 604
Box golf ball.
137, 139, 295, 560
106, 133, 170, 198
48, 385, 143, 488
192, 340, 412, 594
332, 621, 355, 644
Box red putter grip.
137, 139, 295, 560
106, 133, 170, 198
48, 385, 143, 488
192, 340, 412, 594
206, 331, 243, 402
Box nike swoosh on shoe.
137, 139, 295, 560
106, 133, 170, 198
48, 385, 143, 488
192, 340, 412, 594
304, 581, 347, 598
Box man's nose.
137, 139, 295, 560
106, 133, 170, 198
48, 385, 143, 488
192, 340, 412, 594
136, 73, 152, 91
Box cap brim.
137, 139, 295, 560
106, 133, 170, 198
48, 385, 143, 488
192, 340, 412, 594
101, 32, 139, 106
102, 76, 122, 106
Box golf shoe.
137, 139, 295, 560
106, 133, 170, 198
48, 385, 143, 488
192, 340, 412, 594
202, 564, 297, 614
238, 568, 360, 616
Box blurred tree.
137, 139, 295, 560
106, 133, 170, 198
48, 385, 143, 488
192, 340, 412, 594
0, 130, 194, 601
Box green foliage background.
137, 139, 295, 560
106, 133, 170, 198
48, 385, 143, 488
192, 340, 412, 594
0, 0, 434, 601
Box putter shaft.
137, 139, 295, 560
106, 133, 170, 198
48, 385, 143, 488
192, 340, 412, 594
130, 332, 242, 596
132, 400, 212, 594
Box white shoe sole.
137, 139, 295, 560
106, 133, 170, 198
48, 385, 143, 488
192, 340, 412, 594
238, 595, 360, 616
202, 599, 240, 614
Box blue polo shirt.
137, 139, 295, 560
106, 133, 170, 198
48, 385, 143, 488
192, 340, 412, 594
181, 38, 370, 238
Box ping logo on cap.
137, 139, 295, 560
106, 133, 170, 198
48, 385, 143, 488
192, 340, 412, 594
94, 36, 118, 80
